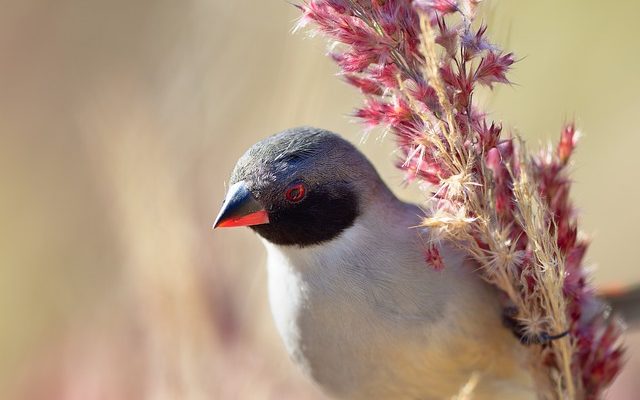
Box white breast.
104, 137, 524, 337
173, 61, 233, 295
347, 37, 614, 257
263, 203, 534, 400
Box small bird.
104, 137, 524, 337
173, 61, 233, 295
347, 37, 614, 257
213, 127, 632, 400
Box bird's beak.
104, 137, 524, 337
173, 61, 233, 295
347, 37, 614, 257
213, 181, 270, 229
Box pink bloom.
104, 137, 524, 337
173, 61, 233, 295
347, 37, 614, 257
435, 18, 459, 58
343, 74, 382, 95
558, 123, 578, 165
461, 24, 495, 59
424, 245, 445, 270
475, 51, 515, 88
300, 1, 624, 396
413, 0, 458, 14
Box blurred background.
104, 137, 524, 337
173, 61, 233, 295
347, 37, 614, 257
0, 0, 638, 399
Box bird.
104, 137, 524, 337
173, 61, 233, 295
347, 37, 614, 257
213, 127, 633, 400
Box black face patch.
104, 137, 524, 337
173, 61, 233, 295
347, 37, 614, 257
250, 181, 359, 247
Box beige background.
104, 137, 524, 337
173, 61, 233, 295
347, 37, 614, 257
0, 1, 638, 399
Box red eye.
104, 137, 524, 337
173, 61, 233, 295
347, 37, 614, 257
285, 183, 307, 203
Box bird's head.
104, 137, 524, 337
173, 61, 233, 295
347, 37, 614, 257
213, 127, 386, 247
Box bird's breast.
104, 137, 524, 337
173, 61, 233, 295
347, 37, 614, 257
262, 222, 534, 400
266, 242, 436, 399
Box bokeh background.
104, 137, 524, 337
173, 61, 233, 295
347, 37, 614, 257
1, 1, 639, 399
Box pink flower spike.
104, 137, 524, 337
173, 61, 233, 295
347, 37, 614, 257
424, 245, 445, 270
413, 0, 459, 14
343, 74, 382, 95
461, 24, 495, 60
558, 123, 578, 165
299, 2, 625, 396
475, 51, 515, 88
435, 18, 459, 59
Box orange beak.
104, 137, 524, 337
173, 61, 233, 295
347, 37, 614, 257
213, 181, 270, 229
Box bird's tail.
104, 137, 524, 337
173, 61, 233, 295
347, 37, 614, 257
601, 284, 640, 327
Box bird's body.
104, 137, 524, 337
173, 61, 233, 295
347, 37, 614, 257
263, 177, 533, 400
214, 127, 537, 399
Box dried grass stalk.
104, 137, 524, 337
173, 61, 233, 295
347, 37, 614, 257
297, 1, 625, 398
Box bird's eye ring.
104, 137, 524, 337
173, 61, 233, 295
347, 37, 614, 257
285, 182, 307, 203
